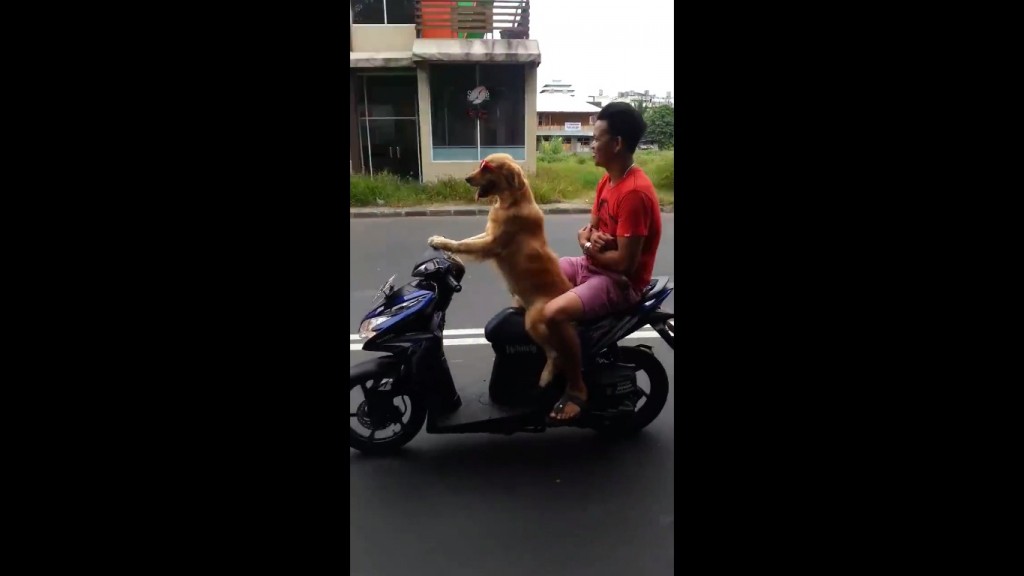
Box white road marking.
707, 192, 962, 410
349, 328, 484, 340
349, 329, 663, 351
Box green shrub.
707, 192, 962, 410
349, 150, 674, 207
350, 171, 419, 206
422, 176, 475, 203
636, 150, 674, 190
540, 137, 564, 156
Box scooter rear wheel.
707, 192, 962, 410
596, 345, 670, 437
350, 365, 426, 455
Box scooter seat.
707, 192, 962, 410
578, 276, 671, 330
483, 276, 671, 348
643, 276, 672, 299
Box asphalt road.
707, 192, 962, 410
350, 214, 676, 576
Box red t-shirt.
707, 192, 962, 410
592, 167, 662, 294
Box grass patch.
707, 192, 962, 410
350, 150, 674, 207
351, 172, 476, 207
531, 150, 675, 206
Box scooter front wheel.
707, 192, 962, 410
350, 364, 426, 455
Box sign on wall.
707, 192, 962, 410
564, 122, 582, 131
467, 85, 490, 119
467, 86, 490, 104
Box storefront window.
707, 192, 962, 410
429, 64, 527, 161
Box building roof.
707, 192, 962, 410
351, 40, 542, 67
411, 39, 541, 63
350, 52, 414, 68
540, 81, 574, 93
537, 93, 602, 113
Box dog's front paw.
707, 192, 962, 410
428, 235, 452, 249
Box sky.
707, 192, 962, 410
530, 0, 674, 100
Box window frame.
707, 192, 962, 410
351, 0, 415, 25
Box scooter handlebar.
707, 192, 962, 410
445, 274, 462, 293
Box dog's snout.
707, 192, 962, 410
465, 176, 473, 183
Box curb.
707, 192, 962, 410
351, 204, 674, 218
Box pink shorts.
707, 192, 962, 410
559, 256, 641, 320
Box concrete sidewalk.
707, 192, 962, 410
350, 202, 674, 218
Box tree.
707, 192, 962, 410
644, 105, 674, 150
630, 99, 650, 119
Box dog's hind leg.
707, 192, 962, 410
525, 304, 558, 388
537, 350, 559, 389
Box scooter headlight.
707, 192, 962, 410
358, 316, 390, 339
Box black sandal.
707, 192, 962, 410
546, 392, 588, 427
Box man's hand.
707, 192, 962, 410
577, 224, 592, 249
589, 230, 616, 252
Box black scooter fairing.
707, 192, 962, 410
425, 372, 637, 435
476, 275, 675, 414
356, 330, 463, 415
423, 308, 557, 433
483, 308, 551, 406
481, 306, 616, 407
426, 381, 559, 434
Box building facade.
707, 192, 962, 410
350, 0, 539, 182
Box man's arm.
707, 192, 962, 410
578, 184, 604, 250
586, 191, 651, 274
587, 234, 645, 275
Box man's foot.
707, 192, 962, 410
546, 390, 588, 427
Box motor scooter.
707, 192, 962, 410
350, 247, 674, 454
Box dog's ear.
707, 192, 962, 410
503, 162, 526, 190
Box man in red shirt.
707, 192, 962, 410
544, 102, 662, 424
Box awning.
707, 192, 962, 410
349, 51, 415, 68
411, 39, 541, 64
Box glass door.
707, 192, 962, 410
357, 74, 420, 181
366, 119, 419, 180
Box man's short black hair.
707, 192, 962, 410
597, 102, 648, 154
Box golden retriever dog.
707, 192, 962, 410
427, 153, 571, 388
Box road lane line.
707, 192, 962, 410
350, 328, 654, 340
349, 328, 485, 340
349, 329, 663, 351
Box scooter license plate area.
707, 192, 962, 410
592, 365, 639, 402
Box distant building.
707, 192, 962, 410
608, 89, 673, 107
536, 83, 672, 153
585, 89, 606, 108
536, 92, 601, 154
540, 80, 575, 95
